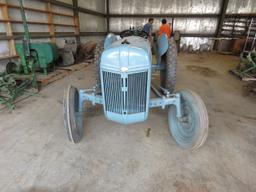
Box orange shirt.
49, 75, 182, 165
159, 24, 171, 38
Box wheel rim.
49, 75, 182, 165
168, 90, 208, 149
178, 104, 196, 137
172, 104, 197, 145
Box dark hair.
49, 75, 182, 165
148, 18, 154, 22
162, 19, 167, 24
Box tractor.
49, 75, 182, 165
63, 29, 209, 150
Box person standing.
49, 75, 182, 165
158, 19, 172, 38
143, 18, 154, 40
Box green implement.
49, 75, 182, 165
239, 50, 256, 76
15, 42, 58, 75
230, 49, 256, 80
0, 74, 32, 110
15, 0, 58, 76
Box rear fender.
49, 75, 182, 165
157, 34, 169, 65
104, 33, 118, 50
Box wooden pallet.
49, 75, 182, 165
37, 60, 93, 86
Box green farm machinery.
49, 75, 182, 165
8, 0, 59, 76
230, 49, 256, 80
0, 0, 58, 109
15, 43, 58, 75
238, 50, 256, 77
0, 74, 32, 110
230, 18, 256, 80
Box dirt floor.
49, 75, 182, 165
0, 53, 256, 192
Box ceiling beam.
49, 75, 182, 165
106, 0, 110, 33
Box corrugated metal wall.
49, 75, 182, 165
78, 0, 106, 43
110, 0, 220, 14
109, 0, 220, 33
78, 0, 106, 33
109, 0, 255, 50
109, 0, 220, 50
0, 0, 106, 57
110, 17, 218, 34
227, 0, 256, 13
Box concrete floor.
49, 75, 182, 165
0, 53, 256, 192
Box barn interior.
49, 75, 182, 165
0, 0, 256, 191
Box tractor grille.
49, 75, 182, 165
102, 71, 148, 114
102, 72, 123, 114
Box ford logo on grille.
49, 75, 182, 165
120, 67, 129, 72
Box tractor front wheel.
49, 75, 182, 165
63, 85, 84, 143
168, 90, 209, 149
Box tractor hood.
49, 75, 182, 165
100, 36, 152, 72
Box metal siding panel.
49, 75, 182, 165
109, 0, 222, 50
227, 0, 256, 14
109, 0, 221, 14
79, 13, 107, 32
0, 41, 10, 57
109, 17, 217, 34
78, 0, 106, 13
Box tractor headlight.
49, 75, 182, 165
120, 67, 129, 72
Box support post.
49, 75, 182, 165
72, 0, 80, 45
171, 18, 174, 32
216, 0, 229, 37
45, 2, 56, 43
106, 0, 110, 33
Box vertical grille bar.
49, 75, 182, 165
103, 71, 148, 114
127, 71, 148, 114
103, 71, 123, 114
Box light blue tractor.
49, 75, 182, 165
63, 29, 209, 149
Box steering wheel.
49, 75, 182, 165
120, 29, 148, 39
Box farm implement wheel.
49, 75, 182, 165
168, 90, 208, 149
160, 38, 177, 93
63, 85, 84, 143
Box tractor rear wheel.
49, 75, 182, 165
168, 90, 208, 150
94, 41, 104, 85
160, 38, 177, 93
63, 85, 84, 143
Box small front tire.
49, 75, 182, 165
63, 85, 84, 143
168, 90, 209, 149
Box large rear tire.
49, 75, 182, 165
160, 38, 177, 93
63, 85, 84, 143
168, 90, 208, 149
